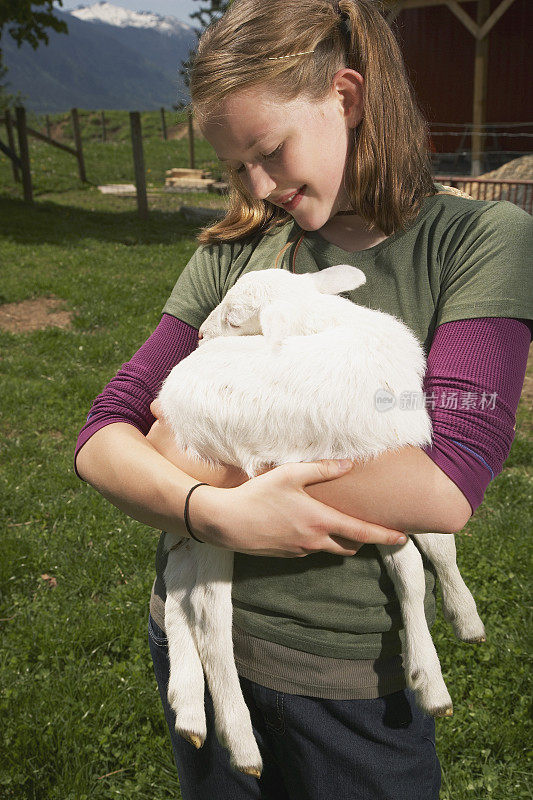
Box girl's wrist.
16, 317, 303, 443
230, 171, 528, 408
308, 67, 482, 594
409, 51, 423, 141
188, 484, 232, 547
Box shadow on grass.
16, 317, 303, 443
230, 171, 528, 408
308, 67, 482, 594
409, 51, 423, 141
0, 195, 209, 247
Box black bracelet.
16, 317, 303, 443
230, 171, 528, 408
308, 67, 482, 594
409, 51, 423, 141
184, 482, 210, 543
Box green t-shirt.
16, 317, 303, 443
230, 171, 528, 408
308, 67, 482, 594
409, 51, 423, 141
157, 190, 533, 660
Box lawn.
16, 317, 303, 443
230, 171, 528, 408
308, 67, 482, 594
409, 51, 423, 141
0, 120, 531, 799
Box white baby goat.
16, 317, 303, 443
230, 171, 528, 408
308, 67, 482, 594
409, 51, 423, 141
157, 264, 485, 778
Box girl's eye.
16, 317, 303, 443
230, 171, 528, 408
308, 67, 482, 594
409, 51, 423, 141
262, 143, 283, 161
234, 144, 283, 174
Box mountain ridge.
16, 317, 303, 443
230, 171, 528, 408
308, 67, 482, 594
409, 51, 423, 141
69, 2, 195, 36
2, 4, 197, 113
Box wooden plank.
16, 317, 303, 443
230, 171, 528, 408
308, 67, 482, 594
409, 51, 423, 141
5, 109, 20, 181
387, 0, 516, 39
478, 0, 517, 39
15, 107, 33, 203
445, 0, 480, 38
25, 126, 78, 156
129, 111, 148, 219
472, 0, 490, 175
0, 137, 22, 169
71, 108, 87, 182
187, 107, 195, 170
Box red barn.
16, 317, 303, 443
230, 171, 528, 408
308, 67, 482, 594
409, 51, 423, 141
386, 0, 532, 174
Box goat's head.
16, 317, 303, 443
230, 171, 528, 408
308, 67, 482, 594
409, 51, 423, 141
198, 265, 366, 342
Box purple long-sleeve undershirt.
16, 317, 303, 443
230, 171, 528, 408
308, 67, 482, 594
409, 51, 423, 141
74, 314, 531, 513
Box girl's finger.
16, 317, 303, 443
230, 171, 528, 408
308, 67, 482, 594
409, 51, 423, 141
150, 398, 162, 418
275, 460, 407, 548
278, 458, 355, 487
321, 512, 407, 549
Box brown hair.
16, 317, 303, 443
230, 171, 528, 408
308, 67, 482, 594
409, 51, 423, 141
189, 0, 436, 243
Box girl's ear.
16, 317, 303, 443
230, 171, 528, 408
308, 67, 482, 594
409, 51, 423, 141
331, 68, 364, 129
311, 264, 366, 295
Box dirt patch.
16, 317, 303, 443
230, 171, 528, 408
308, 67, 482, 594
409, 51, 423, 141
168, 120, 204, 141
0, 296, 73, 333
49, 119, 69, 142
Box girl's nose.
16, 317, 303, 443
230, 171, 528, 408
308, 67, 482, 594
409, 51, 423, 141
244, 163, 276, 200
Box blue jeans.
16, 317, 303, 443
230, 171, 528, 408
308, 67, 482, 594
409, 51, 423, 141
148, 614, 441, 800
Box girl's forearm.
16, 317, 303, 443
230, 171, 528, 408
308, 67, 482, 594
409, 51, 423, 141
303, 446, 472, 534
75, 423, 233, 537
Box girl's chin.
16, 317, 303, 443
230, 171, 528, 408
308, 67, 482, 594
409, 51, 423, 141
289, 203, 331, 231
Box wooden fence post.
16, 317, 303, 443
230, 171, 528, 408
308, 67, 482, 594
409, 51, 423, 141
471, 0, 490, 176
5, 109, 20, 183
101, 111, 107, 143
187, 107, 195, 169
129, 111, 148, 220
160, 107, 167, 141
15, 107, 33, 202
45, 114, 51, 139
70, 108, 87, 182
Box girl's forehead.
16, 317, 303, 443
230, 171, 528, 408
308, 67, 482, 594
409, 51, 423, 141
205, 95, 283, 130
200, 90, 324, 148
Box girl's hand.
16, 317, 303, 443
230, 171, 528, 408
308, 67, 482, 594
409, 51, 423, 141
193, 460, 408, 557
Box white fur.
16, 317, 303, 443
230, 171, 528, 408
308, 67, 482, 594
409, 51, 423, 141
158, 265, 485, 777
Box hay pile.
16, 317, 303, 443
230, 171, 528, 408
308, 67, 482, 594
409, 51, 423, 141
478, 155, 533, 181
453, 155, 533, 204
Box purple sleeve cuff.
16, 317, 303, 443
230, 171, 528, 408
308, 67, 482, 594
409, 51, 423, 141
422, 317, 531, 512
74, 314, 199, 478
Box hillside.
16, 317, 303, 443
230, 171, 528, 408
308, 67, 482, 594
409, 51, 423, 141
2, 7, 197, 113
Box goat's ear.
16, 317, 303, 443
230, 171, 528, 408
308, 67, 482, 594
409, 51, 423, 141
259, 301, 293, 341
222, 308, 248, 329
311, 265, 366, 295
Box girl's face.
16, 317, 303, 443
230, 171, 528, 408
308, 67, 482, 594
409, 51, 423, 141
201, 71, 362, 231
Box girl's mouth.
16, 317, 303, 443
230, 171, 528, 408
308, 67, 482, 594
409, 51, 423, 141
280, 185, 306, 211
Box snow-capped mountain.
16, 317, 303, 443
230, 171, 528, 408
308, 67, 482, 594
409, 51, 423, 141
2, 5, 197, 113
69, 2, 194, 36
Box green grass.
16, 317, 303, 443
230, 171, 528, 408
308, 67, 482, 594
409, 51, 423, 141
0, 108, 225, 195
0, 127, 532, 798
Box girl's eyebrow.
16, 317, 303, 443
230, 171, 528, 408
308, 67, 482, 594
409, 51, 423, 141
216, 134, 272, 163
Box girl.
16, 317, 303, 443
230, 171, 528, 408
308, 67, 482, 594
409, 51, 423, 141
75, 1, 532, 798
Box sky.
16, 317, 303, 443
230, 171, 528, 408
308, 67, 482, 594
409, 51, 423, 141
56, 0, 200, 26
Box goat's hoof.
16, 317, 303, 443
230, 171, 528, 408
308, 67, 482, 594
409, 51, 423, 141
448, 611, 485, 644
179, 730, 205, 749
238, 766, 262, 779
433, 705, 453, 718
464, 635, 486, 643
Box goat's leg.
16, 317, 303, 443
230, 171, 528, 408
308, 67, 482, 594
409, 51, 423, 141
164, 537, 207, 749
377, 538, 453, 717
412, 533, 485, 643
191, 546, 263, 779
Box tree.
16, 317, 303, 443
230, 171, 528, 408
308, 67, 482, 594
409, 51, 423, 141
189, 0, 231, 32
178, 0, 231, 105
0, 0, 68, 75
0, 0, 68, 108
0, 0, 68, 51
